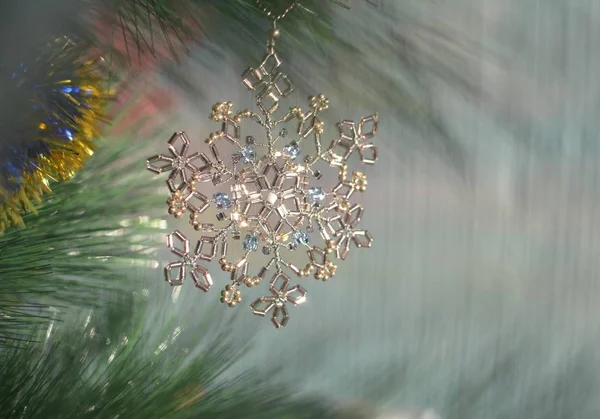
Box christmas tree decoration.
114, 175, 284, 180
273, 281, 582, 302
147, 1, 378, 328
0, 37, 109, 233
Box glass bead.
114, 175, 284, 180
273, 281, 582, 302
240, 145, 256, 163
292, 229, 310, 246
213, 192, 232, 209
307, 187, 325, 204
283, 141, 300, 160
243, 234, 259, 251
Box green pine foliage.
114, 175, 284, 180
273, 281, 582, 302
89, 0, 344, 65
0, 290, 367, 419
0, 131, 166, 347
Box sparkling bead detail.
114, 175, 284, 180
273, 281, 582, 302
213, 192, 232, 209
283, 141, 301, 160
173, 157, 186, 170
275, 293, 287, 307
240, 145, 256, 163
183, 254, 197, 266
292, 229, 310, 246
243, 234, 259, 251
307, 187, 325, 204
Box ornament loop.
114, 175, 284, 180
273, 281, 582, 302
255, 0, 300, 22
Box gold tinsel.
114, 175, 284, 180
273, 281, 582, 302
0, 57, 108, 233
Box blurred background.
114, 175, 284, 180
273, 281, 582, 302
1, 1, 599, 418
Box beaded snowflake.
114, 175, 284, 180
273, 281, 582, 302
146, 27, 378, 328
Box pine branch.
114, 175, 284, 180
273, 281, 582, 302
82, 0, 348, 69
0, 128, 167, 347
0, 289, 367, 418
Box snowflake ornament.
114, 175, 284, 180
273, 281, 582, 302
146, 22, 379, 328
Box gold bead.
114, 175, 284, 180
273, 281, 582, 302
219, 257, 227, 265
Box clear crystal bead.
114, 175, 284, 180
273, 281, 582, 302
292, 229, 310, 246
240, 145, 256, 163
242, 234, 259, 251
172, 157, 186, 170
183, 254, 196, 266
307, 187, 325, 204
213, 192, 232, 209
276, 294, 287, 307
282, 141, 300, 160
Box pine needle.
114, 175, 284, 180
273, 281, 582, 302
0, 129, 167, 346
0, 289, 368, 418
